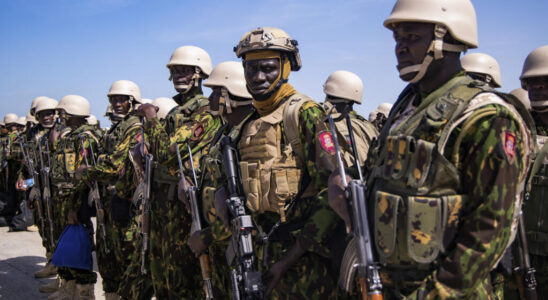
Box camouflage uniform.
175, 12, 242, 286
365, 74, 534, 299
82, 113, 142, 294
51, 124, 100, 285
143, 91, 222, 299
232, 92, 347, 299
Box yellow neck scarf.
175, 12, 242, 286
245, 50, 296, 116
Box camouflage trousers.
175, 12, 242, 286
118, 209, 154, 300
96, 200, 134, 293
149, 181, 202, 299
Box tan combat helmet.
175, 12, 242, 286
234, 27, 301, 71
368, 110, 380, 122
520, 45, 548, 111
57, 95, 91, 117
510, 88, 531, 111
30, 96, 53, 116
135, 98, 153, 110
323, 70, 364, 104
204, 61, 253, 114
461, 53, 502, 88
3, 113, 18, 125
86, 115, 98, 126
384, 0, 478, 83
167, 46, 212, 93
377, 102, 393, 117
152, 97, 178, 120
107, 80, 142, 104
16, 116, 27, 126
26, 113, 37, 125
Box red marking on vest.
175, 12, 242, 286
319, 132, 335, 155
504, 132, 516, 160
135, 133, 143, 143
192, 124, 204, 140
80, 148, 90, 159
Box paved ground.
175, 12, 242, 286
0, 219, 105, 300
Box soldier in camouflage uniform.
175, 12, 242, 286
49, 95, 99, 300
19, 98, 61, 292
217, 27, 346, 299
519, 45, 548, 299
136, 45, 222, 299
183, 60, 255, 298
322, 70, 378, 168
0, 114, 24, 225
461, 52, 503, 89
79, 80, 144, 300
328, 0, 535, 298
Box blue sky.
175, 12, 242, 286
1, 0, 547, 126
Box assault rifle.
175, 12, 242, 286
132, 124, 153, 275
18, 138, 46, 240
515, 212, 537, 300
220, 136, 263, 300
79, 136, 109, 254
38, 137, 56, 249
176, 143, 214, 299
326, 106, 383, 300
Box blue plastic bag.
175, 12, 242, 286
51, 224, 92, 270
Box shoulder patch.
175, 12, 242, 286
135, 132, 143, 143
191, 123, 204, 141
503, 131, 516, 163
318, 131, 336, 155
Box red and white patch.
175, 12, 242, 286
503, 132, 516, 161
80, 148, 90, 159
191, 123, 204, 140
135, 133, 143, 143
318, 132, 336, 155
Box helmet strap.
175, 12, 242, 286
399, 25, 468, 83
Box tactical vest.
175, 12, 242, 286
103, 115, 141, 155
165, 94, 209, 136
51, 125, 100, 189
524, 123, 548, 256
238, 94, 317, 222
367, 76, 534, 273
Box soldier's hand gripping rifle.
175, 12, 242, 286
326, 106, 383, 300
176, 142, 214, 299
79, 136, 109, 254
220, 136, 263, 300
38, 137, 56, 249
18, 138, 46, 240
515, 211, 537, 300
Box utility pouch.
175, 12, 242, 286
406, 196, 442, 263
405, 139, 435, 189
64, 153, 76, 174
374, 190, 401, 259
202, 186, 217, 224
240, 161, 261, 213
271, 167, 300, 222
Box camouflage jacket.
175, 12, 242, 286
366, 74, 533, 299
144, 92, 223, 181
17, 124, 50, 180
51, 124, 101, 211
82, 113, 141, 198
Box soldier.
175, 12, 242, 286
18, 98, 60, 290
219, 26, 344, 298
49, 95, 99, 300
184, 60, 255, 298
0, 114, 23, 225
328, 0, 535, 298
136, 45, 222, 298
78, 80, 145, 300
520, 45, 548, 298
461, 52, 502, 88
370, 102, 392, 131
86, 115, 100, 129
323, 70, 378, 167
